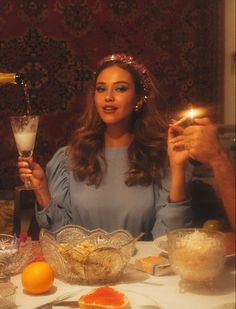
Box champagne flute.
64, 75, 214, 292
10, 115, 39, 190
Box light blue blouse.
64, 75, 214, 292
35, 146, 193, 239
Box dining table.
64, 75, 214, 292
10, 241, 235, 309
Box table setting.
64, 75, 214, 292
0, 225, 235, 309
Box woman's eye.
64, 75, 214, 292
115, 85, 128, 92
96, 85, 105, 92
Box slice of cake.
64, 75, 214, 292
78, 286, 130, 309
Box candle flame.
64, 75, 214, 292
185, 107, 199, 120
171, 106, 207, 127
186, 107, 196, 119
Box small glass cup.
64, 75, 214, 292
0, 279, 17, 309
167, 228, 226, 292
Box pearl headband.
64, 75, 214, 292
97, 54, 151, 99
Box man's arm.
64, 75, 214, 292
183, 118, 235, 230
208, 150, 235, 229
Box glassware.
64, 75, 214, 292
10, 115, 39, 190
0, 234, 31, 308
0, 279, 17, 309
40, 225, 136, 284
167, 228, 226, 292
0, 234, 32, 278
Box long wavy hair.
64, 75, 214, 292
68, 57, 168, 187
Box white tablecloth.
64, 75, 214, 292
11, 241, 235, 309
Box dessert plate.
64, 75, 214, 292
153, 235, 168, 255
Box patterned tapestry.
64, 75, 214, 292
0, 0, 224, 191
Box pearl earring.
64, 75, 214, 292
134, 102, 142, 112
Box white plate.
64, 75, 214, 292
153, 235, 168, 255
153, 235, 236, 258
52, 287, 161, 309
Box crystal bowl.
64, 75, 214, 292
0, 280, 17, 309
0, 234, 32, 278
167, 228, 226, 288
39, 225, 136, 284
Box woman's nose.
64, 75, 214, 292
105, 90, 114, 102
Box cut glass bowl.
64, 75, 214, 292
0, 280, 17, 309
0, 234, 32, 278
167, 228, 226, 290
40, 225, 136, 284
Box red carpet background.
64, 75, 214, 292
0, 0, 224, 190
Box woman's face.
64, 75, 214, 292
94, 65, 139, 128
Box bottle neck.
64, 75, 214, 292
0, 72, 24, 85
15, 73, 24, 85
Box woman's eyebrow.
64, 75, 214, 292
96, 81, 129, 85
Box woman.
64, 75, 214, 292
18, 54, 193, 239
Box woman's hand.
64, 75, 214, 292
168, 126, 189, 202
18, 156, 51, 208
168, 125, 189, 168
17, 156, 47, 190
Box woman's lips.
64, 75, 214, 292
102, 106, 117, 112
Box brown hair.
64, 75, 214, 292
68, 57, 168, 187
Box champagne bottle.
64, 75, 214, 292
0, 72, 24, 85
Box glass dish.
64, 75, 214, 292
167, 228, 226, 290
154, 232, 235, 258
0, 280, 17, 309
39, 225, 136, 284
0, 234, 32, 278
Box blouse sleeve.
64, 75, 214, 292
35, 146, 72, 231
152, 167, 194, 238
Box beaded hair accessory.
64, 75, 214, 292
97, 54, 151, 98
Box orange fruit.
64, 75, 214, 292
202, 219, 224, 231
21, 261, 54, 294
